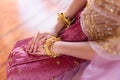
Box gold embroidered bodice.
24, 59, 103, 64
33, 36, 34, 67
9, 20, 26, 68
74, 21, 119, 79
81, 0, 120, 55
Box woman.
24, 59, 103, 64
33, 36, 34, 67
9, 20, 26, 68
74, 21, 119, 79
7, 0, 89, 80
7, 0, 120, 80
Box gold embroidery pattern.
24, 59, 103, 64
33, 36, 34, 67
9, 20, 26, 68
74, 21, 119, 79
81, 0, 120, 55
82, 5, 120, 41
94, 0, 120, 16
91, 0, 120, 23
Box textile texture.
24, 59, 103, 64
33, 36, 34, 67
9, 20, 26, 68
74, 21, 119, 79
7, 11, 88, 80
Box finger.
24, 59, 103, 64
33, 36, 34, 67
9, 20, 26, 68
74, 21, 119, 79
30, 32, 48, 53
29, 34, 41, 53
32, 32, 47, 53
38, 32, 48, 41
36, 32, 46, 40
38, 33, 49, 45
31, 32, 42, 53
33, 32, 44, 53
33, 41, 39, 53
41, 48, 45, 55
35, 51, 45, 55
40, 35, 48, 44
36, 46, 45, 55
27, 32, 41, 53
24, 45, 28, 52
27, 38, 34, 52
29, 38, 35, 53
26, 41, 32, 51
38, 39, 46, 50
47, 34, 51, 38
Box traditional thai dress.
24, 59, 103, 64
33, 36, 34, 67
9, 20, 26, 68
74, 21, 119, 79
55, 0, 120, 79
7, 5, 89, 80
7, 0, 120, 80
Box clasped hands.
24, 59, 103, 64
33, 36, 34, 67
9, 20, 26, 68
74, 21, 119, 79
25, 32, 60, 57
26, 32, 49, 55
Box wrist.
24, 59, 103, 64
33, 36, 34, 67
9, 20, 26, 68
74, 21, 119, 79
57, 13, 71, 27
49, 32, 58, 37
64, 13, 73, 21
51, 21, 65, 36
44, 36, 61, 58
52, 41, 62, 54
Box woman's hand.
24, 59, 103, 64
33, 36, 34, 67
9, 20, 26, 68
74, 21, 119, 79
26, 32, 49, 54
26, 20, 65, 54
29, 38, 46, 55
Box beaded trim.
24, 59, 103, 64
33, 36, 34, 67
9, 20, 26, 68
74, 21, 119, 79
81, 0, 120, 55
92, 0, 120, 22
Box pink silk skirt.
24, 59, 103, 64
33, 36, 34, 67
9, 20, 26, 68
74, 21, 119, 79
7, 11, 88, 80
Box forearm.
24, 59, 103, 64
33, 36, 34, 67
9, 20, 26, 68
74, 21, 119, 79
65, 0, 87, 20
51, 0, 87, 36
52, 41, 96, 60
50, 21, 65, 37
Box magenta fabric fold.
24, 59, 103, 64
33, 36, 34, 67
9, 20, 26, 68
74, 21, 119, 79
7, 11, 88, 80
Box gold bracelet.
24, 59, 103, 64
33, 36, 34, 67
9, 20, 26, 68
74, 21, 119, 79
50, 44, 60, 58
44, 36, 61, 58
57, 13, 71, 28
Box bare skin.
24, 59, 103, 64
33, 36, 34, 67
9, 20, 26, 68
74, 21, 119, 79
52, 41, 96, 60
26, 0, 96, 60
